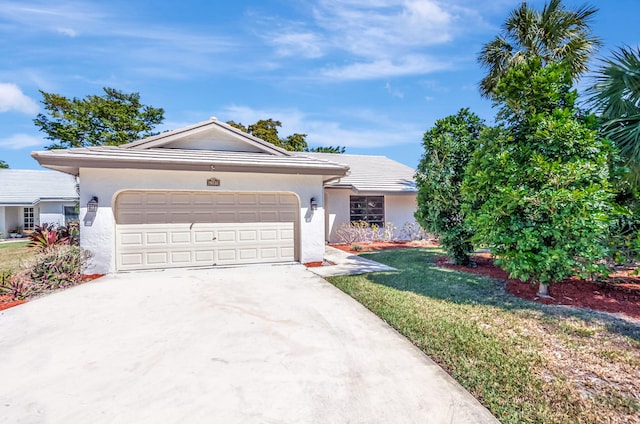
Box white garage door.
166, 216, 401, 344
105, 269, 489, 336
114, 190, 298, 271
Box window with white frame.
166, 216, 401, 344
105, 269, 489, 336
23, 207, 35, 231
350, 196, 384, 227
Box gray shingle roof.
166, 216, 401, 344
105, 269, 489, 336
298, 153, 417, 193
0, 169, 78, 205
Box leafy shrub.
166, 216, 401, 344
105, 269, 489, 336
28, 222, 79, 251
400, 221, 429, 241
350, 244, 363, 252
462, 59, 614, 296
3, 245, 92, 300
415, 108, 485, 265
335, 221, 400, 244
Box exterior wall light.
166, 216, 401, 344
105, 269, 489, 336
87, 196, 99, 212
310, 197, 318, 211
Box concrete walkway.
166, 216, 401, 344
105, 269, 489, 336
0, 265, 497, 424
309, 245, 397, 277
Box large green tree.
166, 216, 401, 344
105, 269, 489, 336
227, 119, 345, 153
587, 46, 640, 177
414, 108, 485, 265
34, 87, 165, 149
478, 0, 600, 98
0, 160, 8, 169
463, 58, 613, 296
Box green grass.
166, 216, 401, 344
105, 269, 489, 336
0, 241, 33, 273
328, 248, 640, 424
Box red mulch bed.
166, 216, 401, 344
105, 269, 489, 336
0, 274, 105, 312
0, 295, 26, 311
331, 241, 640, 320
436, 255, 640, 320
331, 240, 438, 253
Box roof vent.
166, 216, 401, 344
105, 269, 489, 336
209, 116, 218, 121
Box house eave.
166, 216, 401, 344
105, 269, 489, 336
32, 152, 349, 178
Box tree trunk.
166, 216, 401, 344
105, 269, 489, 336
537, 282, 549, 297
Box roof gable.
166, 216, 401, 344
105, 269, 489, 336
122, 118, 290, 156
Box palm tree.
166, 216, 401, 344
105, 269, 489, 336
478, 0, 601, 98
587, 46, 640, 172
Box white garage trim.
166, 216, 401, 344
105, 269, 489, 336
113, 190, 300, 271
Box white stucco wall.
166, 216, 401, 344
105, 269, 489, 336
3, 207, 21, 234
39, 202, 76, 227
79, 168, 326, 274
325, 189, 418, 243
0, 207, 5, 238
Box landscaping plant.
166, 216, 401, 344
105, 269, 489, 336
463, 59, 614, 296
28, 222, 79, 251
3, 245, 92, 300
415, 108, 485, 265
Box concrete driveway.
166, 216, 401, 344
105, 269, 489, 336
0, 264, 497, 424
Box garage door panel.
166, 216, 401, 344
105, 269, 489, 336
217, 249, 237, 261
146, 232, 168, 245
194, 250, 215, 262
238, 194, 257, 204
194, 230, 216, 243
217, 230, 236, 242
115, 191, 298, 271
261, 248, 278, 258
237, 212, 259, 222
260, 229, 278, 241
239, 230, 257, 241
171, 232, 191, 243
147, 252, 169, 265
120, 233, 143, 246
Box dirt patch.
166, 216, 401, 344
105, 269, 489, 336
331, 240, 437, 253
435, 255, 640, 320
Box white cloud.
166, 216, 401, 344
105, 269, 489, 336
270, 31, 325, 58
322, 55, 451, 80
56, 27, 77, 37
0, 1, 236, 79
0, 133, 44, 150
385, 82, 404, 98
260, 0, 485, 80
0, 83, 39, 114
215, 104, 420, 149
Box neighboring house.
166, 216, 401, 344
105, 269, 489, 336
0, 169, 79, 239
297, 153, 417, 243
32, 118, 418, 274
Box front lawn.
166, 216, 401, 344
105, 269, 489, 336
0, 241, 33, 273
328, 248, 640, 424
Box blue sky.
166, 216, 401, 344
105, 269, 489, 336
1, 0, 638, 170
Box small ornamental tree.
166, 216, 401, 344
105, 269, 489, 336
462, 58, 613, 296
415, 108, 485, 265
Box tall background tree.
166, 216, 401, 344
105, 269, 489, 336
34, 87, 164, 149
227, 119, 345, 153
478, 0, 600, 98
0, 160, 8, 169
587, 46, 640, 178
414, 108, 485, 265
